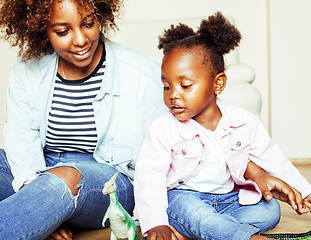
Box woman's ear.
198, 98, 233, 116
214, 72, 227, 95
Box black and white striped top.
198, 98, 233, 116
45, 49, 106, 153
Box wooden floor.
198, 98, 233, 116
73, 164, 311, 239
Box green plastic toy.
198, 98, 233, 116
102, 172, 139, 240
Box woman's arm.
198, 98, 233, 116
4, 58, 47, 191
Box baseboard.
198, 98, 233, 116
291, 158, 311, 165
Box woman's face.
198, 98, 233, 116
46, 0, 101, 71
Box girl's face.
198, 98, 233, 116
46, 0, 101, 74
161, 46, 225, 125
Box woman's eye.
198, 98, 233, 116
163, 86, 170, 90
182, 84, 192, 89
56, 30, 69, 36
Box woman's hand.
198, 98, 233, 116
147, 225, 178, 240
45, 224, 73, 240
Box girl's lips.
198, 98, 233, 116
171, 105, 185, 114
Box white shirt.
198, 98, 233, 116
179, 118, 234, 193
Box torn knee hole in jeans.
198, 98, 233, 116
43, 164, 84, 197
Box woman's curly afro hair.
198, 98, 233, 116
0, 0, 123, 62
158, 12, 241, 75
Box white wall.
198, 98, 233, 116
0, 40, 17, 148
0, 0, 310, 159
269, 0, 311, 158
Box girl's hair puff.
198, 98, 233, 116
0, 0, 123, 62
158, 12, 241, 75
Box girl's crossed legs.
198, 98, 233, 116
167, 189, 280, 240
0, 150, 134, 240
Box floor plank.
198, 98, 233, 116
73, 164, 311, 239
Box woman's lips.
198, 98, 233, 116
70, 46, 91, 60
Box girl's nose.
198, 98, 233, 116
169, 88, 179, 100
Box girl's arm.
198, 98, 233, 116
134, 114, 174, 236
248, 114, 311, 200
244, 161, 308, 214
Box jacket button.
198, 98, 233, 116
178, 179, 184, 184
198, 160, 203, 166
236, 141, 241, 147
182, 149, 187, 155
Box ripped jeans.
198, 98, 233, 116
0, 149, 134, 240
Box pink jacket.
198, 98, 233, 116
134, 99, 311, 235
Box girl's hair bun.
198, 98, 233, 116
158, 11, 241, 56
158, 23, 195, 52
197, 12, 241, 55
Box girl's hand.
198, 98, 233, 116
303, 193, 311, 212
245, 161, 307, 214
147, 225, 178, 240
45, 224, 73, 240
259, 175, 308, 214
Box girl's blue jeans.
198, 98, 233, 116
0, 149, 134, 240
167, 189, 281, 240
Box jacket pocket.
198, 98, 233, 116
167, 136, 204, 189
228, 133, 251, 180
30, 109, 40, 131
99, 144, 133, 165
170, 136, 203, 173
230, 135, 250, 151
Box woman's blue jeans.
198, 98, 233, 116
167, 189, 281, 240
0, 149, 134, 240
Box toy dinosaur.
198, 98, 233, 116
102, 172, 139, 240
262, 230, 311, 240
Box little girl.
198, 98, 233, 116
134, 12, 311, 240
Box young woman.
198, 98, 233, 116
0, 0, 164, 239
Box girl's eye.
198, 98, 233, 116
163, 86, 170, 91
182, 84, 192, 89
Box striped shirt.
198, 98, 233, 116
45, 50, 106, 153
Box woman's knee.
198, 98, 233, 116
46, 167, 81, 196
0, 149, 11, 172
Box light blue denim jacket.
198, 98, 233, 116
4, 40, 165, 191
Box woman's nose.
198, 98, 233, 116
73, 30, 88, 46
